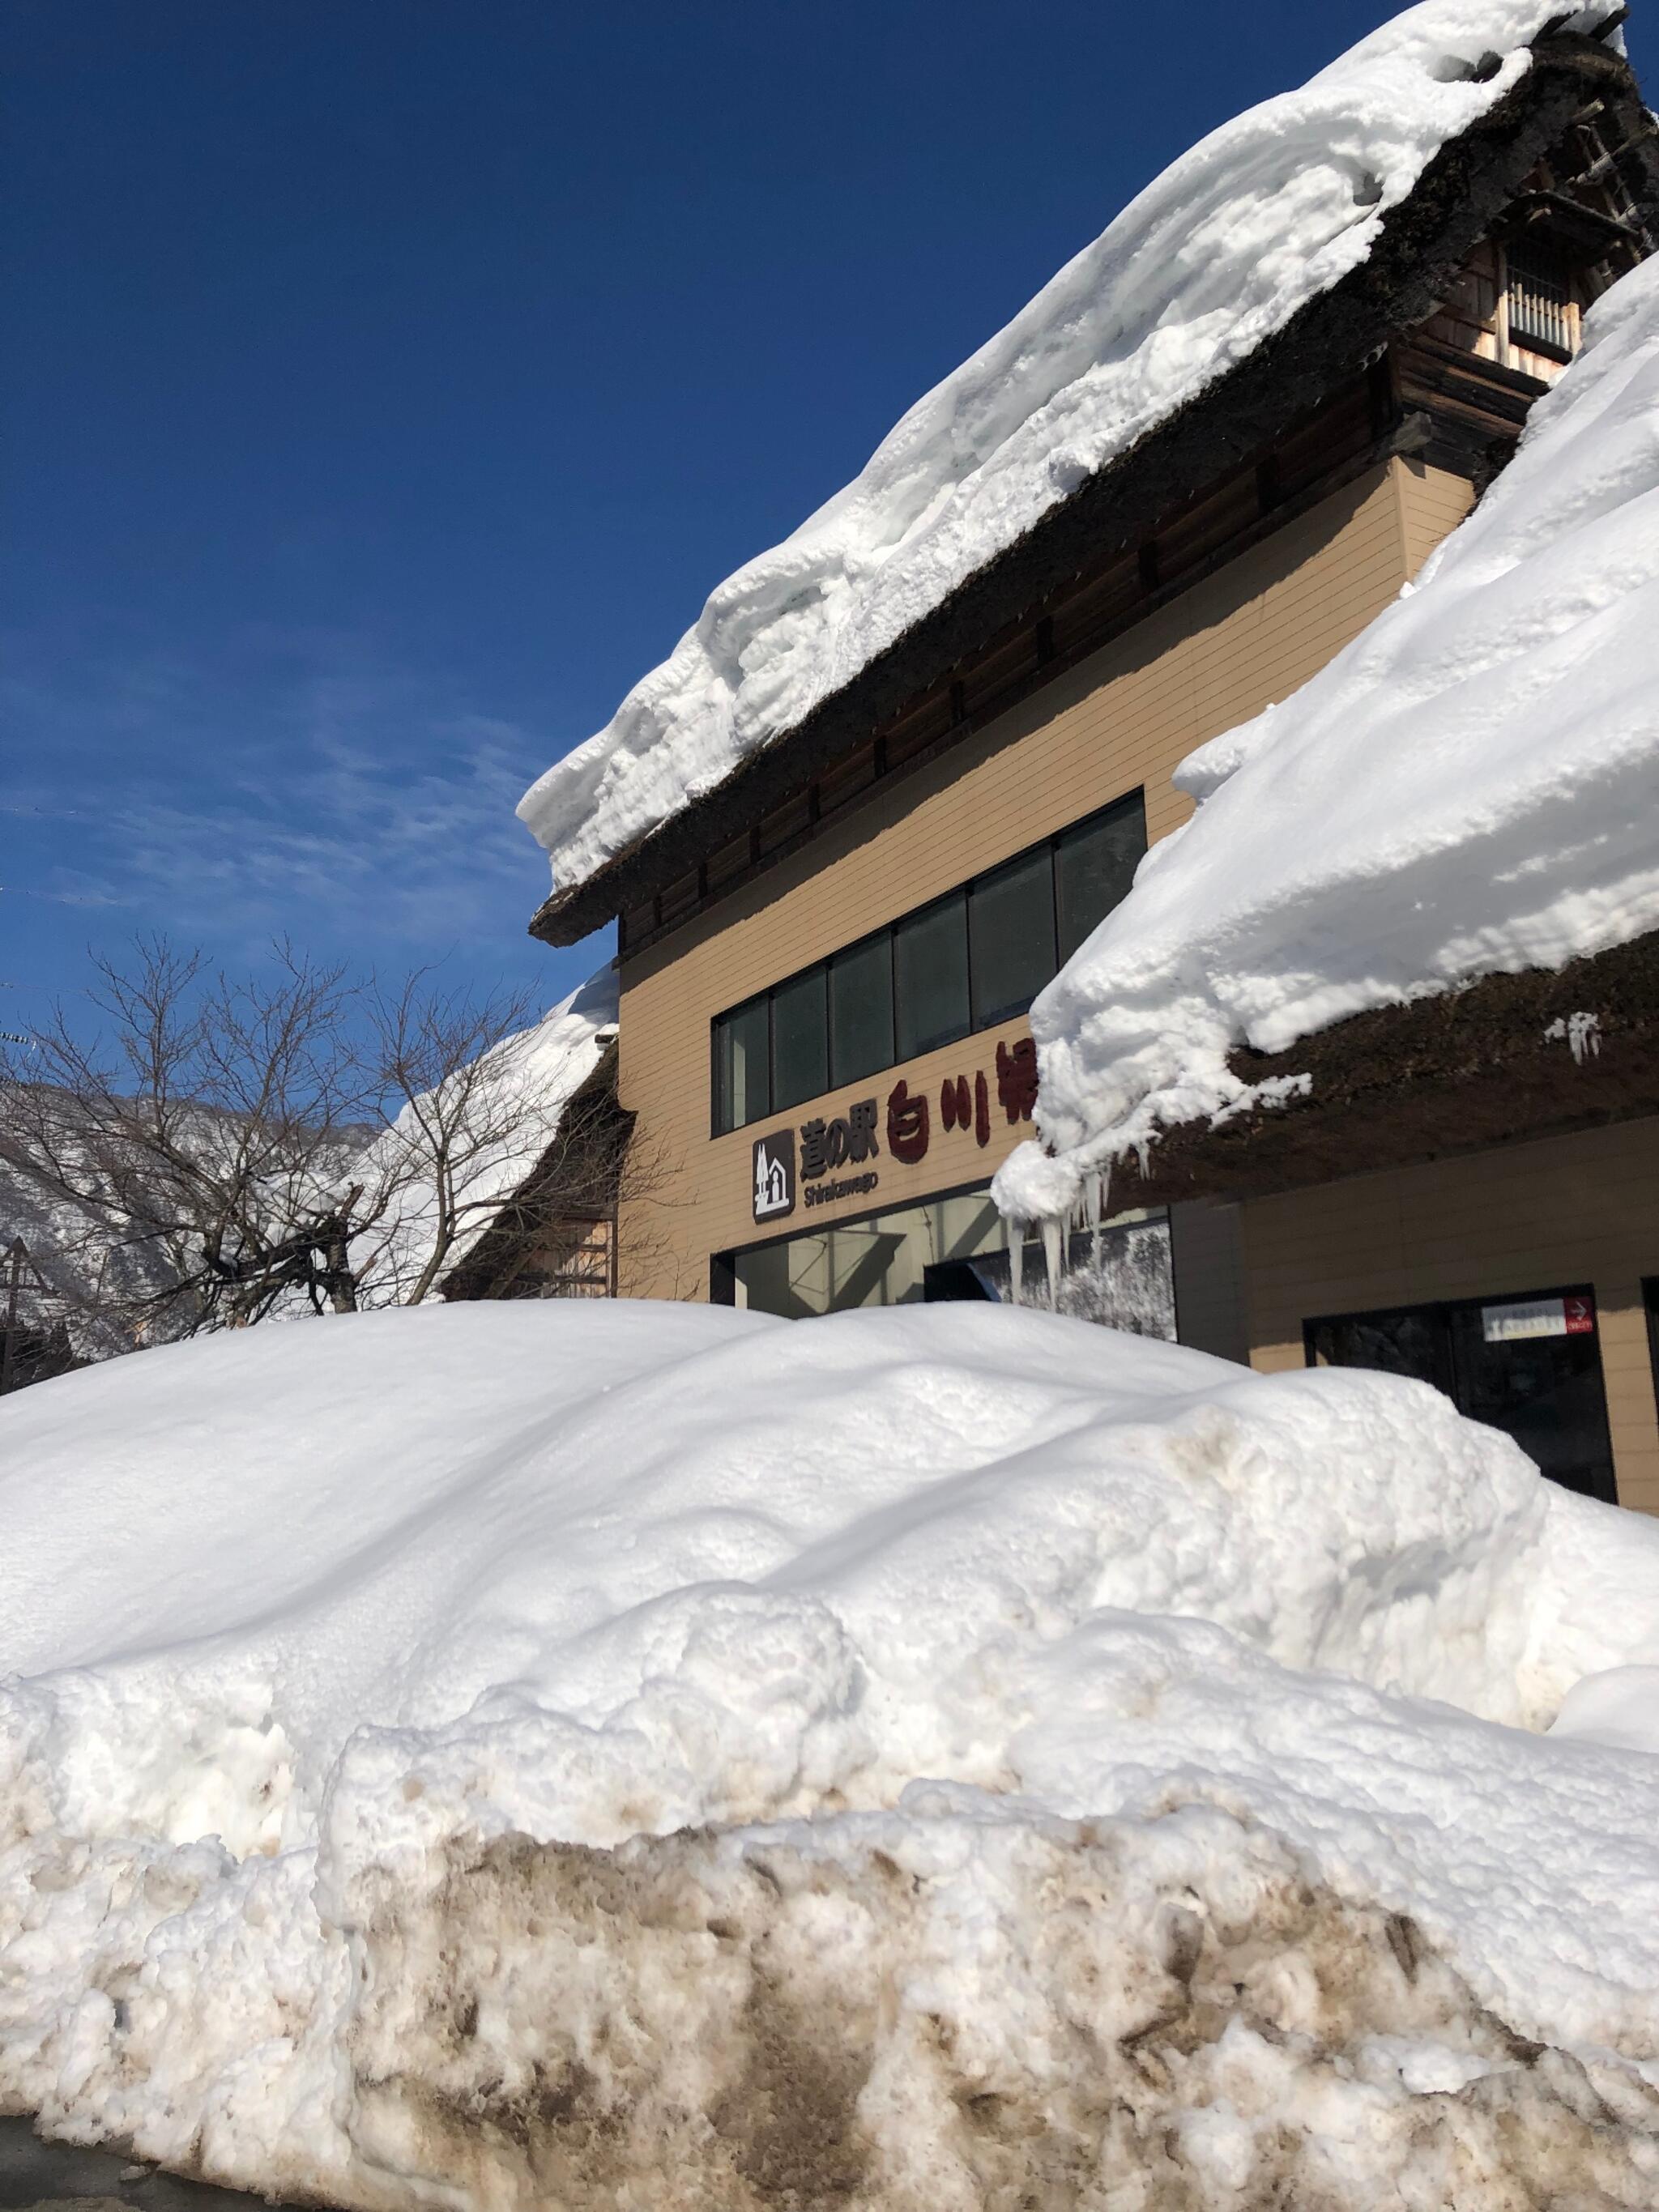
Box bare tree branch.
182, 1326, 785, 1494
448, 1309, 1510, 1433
0, 940, 633, 1375
348, 972, 604, 1306
0, 938, 371, 1341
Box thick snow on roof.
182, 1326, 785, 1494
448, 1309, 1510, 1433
995, 249, 1659, 1225
6, 1301, 1659, 2203
353, 958, 616, 1304
518, 0, 1622, 905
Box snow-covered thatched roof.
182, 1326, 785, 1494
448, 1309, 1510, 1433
993, 249, 1659, 1225
519, 0, 1633, 933
353, 961, 618, 1306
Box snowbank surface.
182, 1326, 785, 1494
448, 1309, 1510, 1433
353, 961, 616, 1305
518, 0, 1621, 902
995, 248, 1659, 1225
6, 1300, 1659, 2207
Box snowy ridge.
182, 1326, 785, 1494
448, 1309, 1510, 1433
6, 1302, 1659, 2205
352, 959, 616, 1305
518, 1, 1620, 905
994, 247, 1659, 1227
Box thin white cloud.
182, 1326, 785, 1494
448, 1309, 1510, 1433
2, 634, 578, 967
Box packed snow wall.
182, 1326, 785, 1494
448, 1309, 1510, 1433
6, 1300, 1659, 2207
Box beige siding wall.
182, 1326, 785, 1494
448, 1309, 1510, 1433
618, 456, 1465, 1300
1397, 457, 1474, 578
1239, 1119, 1659, 1513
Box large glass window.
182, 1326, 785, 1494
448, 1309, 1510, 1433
710, 790, 1147, 1133
830, 933, 893, 1087
771, 966, 828, 1110
733, 1191, 1005, 1318
894, 890, 970, 1061
1307, 1287, 1615, 1502
727, 1188, 1175, 1337
713, 995, 770, 1133
970, 846, 1056, 1027
1056, 793, 1145, 964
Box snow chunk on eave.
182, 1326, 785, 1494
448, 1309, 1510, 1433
518, 2, 1623, 903
993, 247, 1659, 1230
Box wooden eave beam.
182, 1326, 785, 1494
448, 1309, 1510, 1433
1110, 931, 1659, 1212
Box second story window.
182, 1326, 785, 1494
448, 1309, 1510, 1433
971, 846, 1058, 1029
771, 966, 828, 1110
829, 935, 894, 1089
710, 789, 1146, 1135
894, 891, 970, 1061
1507, 247, 1574, 362
714, 992, 770, 1132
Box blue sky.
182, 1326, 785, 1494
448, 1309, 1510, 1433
8, 1, 1653, 1031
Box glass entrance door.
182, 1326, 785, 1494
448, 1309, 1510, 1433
1306, 1285, 1615, 1503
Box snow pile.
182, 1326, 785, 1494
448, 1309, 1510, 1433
353, 961, 616, 1305
518, 0, 1623, 902
996, 249, 1659, 1226
6, 1301, 1659, 2207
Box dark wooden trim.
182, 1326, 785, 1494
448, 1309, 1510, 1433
606, 401, 1444, 961
1109, 932, 1659, 1211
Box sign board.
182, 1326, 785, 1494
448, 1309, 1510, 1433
751, 1129, 795, 1223
1481, 1294, 1595, 1344
742, 1034, 1042, 1224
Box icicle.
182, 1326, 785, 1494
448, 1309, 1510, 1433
1083, 1172, 1103, 1267
1005, 1214, 1025, 1306
1042, 1216, 1064, 1311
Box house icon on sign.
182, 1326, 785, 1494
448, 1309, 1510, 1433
752, 1129, 795, 1222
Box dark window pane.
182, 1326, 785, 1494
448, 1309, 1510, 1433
830, 934, 894, 1086
1056, 793, 1147, 964
772, 966, 828, 1110
970, 846, 1057, 1026
1446, 1294, 1614, 1502
1307, 1292, 1617, 1506
714, 995, 770, 1133
1307, 1306, 1452, 1396
894, 890, 970, 1061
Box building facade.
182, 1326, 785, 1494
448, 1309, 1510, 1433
1239, 1118, 1659, 1513
612, 456, 1471, 1333
528, 28, 1659, 1505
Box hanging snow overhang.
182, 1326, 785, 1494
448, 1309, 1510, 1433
1098, 930, 1659, 1210
527, 31, 1659, 953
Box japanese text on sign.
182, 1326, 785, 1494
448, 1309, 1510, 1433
749, 1034, 1039, 1223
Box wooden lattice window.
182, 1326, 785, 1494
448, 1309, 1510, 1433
1506, 248, 1574, 362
